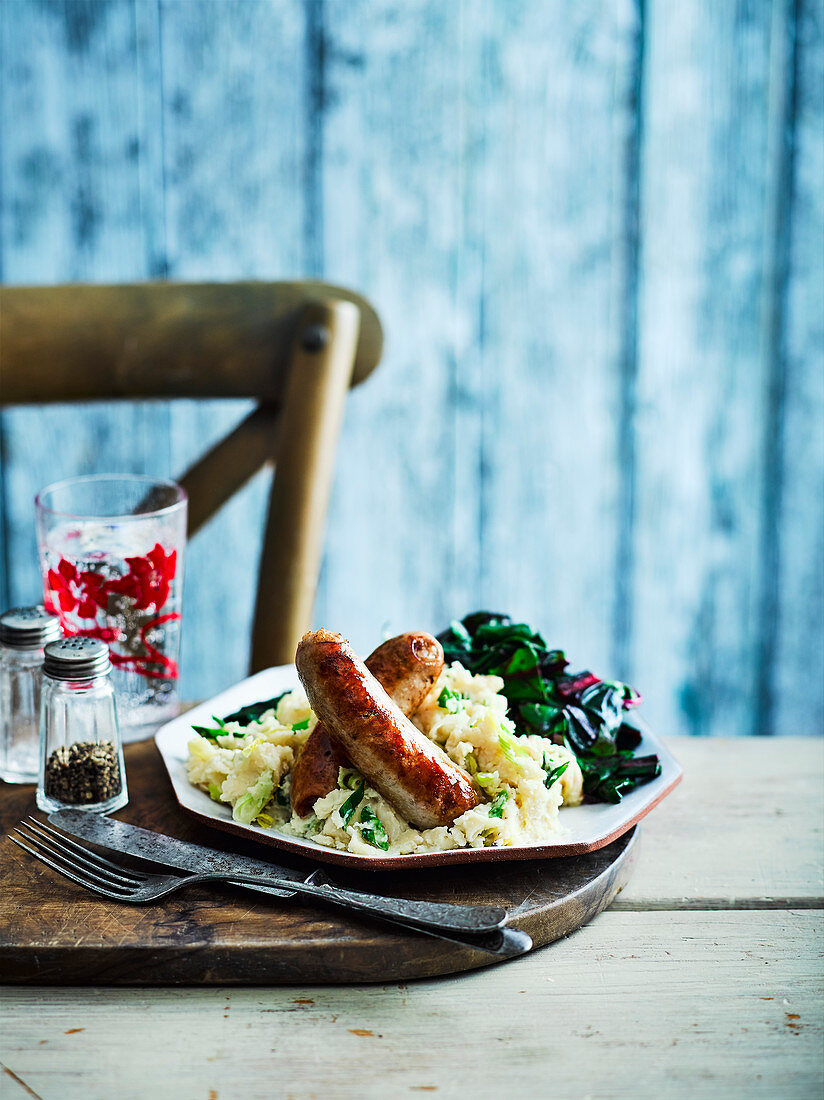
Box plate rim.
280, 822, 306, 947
155, 664, 683, 871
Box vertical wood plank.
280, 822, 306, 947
0, 0, 169, 602
632, 1, 779, 736
774, 0, 824, 735
157, 0, 305, 695
318, 0, 640, 682
316, 0, 471, 651
470, 0, 640, 680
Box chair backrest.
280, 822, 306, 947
0, 281, 383, 670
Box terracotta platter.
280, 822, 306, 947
155, 664, 682, 870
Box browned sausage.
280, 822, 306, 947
290, 631, 444, 817
295, 629, 478, 830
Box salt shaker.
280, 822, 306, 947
0, 606, 61, 783
37, 636, 128, 814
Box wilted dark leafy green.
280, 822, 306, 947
438, 612, 658, 804
222, 692, 290, 726
193, 692, 291, 739
542, 757, 569, 791
577, 752, 661, 804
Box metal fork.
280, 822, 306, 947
10, 818, 283, 902
9, 818, 532, 957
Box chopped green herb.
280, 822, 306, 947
474, 772, 499, 792
437, 686, 466, 713
358, 806, 390, 850
340, 779, 366, 826
489, 790, 509, 818
192, 724, 235, 741
498, 729, 530, 763
542, 756, 569, 790
291, 718, 310, 731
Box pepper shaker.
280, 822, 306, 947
0, 606, 61, 783
37, 637, 128, 813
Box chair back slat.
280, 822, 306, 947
252, 299, 361, 669
178, 404, 281, 539
0, 281, 382, 673
0, 281, 382, 404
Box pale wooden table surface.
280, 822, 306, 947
1, 737, 822, 1100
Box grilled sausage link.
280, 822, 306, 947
290, 631, 444, 817
295, 630, 478, 830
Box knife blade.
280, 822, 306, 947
46, 810, 519, 946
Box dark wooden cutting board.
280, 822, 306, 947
0, 740, 638, 985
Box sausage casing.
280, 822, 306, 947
295, 629, 478, 830
290, 631, 444, 817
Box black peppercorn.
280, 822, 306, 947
44, 741, 122, 805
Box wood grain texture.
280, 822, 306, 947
464, 0, 641, 683
156, 0, 307, 694
317, 0, 640, 682
613, 735, 824, 907
0, 0, 171, 609
315, 0, 473, 645
0, 739, 637, 985
773, 0, 824, 737
0, 736, 821, 1094
0, 0, 822, 737
632, 1, 781, 738
0, 911, 821, 1099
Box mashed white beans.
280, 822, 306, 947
186, 663, 583, 856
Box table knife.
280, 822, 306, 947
48, 809, 531, 957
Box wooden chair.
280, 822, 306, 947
0, 281, 383, 670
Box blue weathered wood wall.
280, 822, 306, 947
1, 0, 822, 736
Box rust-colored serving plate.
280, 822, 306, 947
155, 665, 682, 870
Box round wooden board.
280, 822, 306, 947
0, 741, 639, 985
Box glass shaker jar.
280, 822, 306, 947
0, 606, 62, 783
37, 636, 128, 814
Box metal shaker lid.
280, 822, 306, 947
0, 606, 62, 650
43, 636, 111, 680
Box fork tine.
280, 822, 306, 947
12, 824, 135, 894
8, 832, 126, 900
24, 817, 147, 885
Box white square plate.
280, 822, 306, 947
155, 664, 682, 870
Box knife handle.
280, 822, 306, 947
228, 878, 526, 956
226, 870, 507, 935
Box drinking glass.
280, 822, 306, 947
36, 475, 187, 742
